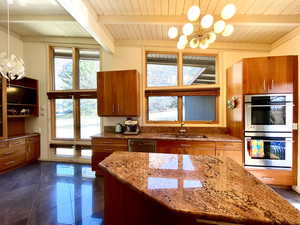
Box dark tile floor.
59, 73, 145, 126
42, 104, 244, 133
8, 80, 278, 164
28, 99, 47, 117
0, 162, 299, 225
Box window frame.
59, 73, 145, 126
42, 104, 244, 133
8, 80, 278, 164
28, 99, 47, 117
48, 46, 102, 143
144, 51, 219, 125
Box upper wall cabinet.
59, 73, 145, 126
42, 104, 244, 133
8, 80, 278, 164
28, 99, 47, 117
243, 56, 297, 94
97, 70, 140, 117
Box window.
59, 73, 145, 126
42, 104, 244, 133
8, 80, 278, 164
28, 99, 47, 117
145, 52, 219, 124
49, 47, 101, 157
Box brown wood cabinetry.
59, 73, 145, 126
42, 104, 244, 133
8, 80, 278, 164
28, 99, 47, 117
0, 135, 40, 173
92, 138, 128, 174
243, 56, 297, 94
97, 70, 140, 117
216, 142, 243, 165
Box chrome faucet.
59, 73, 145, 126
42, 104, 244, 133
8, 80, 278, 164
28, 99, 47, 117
178, 123, 187, 135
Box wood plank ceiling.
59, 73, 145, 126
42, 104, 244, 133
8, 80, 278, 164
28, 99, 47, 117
87, 0, 300, 44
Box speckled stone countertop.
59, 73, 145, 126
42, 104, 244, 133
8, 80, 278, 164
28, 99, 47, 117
99, 152, 300, 225
92, 132, 242, 142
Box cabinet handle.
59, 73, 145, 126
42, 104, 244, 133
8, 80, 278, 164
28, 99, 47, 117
102, 142, 113, 144
112, 104, 115, 113
5, 160, 15, 165
271, 79, 274, 89
103, 148, 113, 151
180, 144, 191, 147
263, 80, 266, 90
3, 151, 14, 155
261, 176, 274, 181
118, 104, 120, 113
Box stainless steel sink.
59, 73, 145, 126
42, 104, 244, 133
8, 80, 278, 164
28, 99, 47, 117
160, 134, 208, 139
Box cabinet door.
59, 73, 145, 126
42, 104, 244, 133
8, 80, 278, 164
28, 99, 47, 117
180, 141, 216, 156
26, 136, 40, 162
216, 142, 243, 165
243, 57, 270, 94
156, 140, 184, 154
97, 72, 117, 116
116, 70, 140, 116
268, 56, 296, 93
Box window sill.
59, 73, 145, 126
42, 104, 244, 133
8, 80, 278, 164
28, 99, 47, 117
142, 123, 226, 128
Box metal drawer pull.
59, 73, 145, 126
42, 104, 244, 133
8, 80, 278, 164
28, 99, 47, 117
3, 151, 14, 155
102, 142, 113, 144
180, 144, 192, 147
103, 149, 113, 151
261, 176, 274, 181
5, 160, 15, 165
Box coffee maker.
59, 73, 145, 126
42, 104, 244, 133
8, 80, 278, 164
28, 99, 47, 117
123, 118, 140, 135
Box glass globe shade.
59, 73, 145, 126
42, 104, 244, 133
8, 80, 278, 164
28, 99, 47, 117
168, 26, 178, 39
187, 5, 201, 21
189, 38, 199, 48
221, 4, 236, 20
182, 23, 194, 36
199, 40, 209, 49
207, 32, 216, 44
214, 20, 226, 34
179, 35, 188, 45
222, 24, 234, 36
177, 41, 186, 50
201, 14, 214, 29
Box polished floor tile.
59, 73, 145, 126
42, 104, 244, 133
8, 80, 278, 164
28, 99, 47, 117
0, 162, 299, 225
0, 162, 103, 225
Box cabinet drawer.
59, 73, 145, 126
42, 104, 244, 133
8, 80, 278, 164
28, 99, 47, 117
0, 141, 10, 156
0, 141, 9, 149
26, 136, 39, 144
247, 169, 295, 186
216, 142, 242, 151
0, 150, 26, 171
92, 138, 127, 146
9, 138, 26, 146
93, 145, 128, 153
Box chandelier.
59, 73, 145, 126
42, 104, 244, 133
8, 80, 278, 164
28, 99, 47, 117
168, 3, 236, 50
0, 0, 25, 80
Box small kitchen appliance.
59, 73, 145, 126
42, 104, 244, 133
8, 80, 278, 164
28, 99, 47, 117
123, 118, 140, 135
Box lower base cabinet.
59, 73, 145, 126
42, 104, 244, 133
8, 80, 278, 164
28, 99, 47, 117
0, 134, 40, 173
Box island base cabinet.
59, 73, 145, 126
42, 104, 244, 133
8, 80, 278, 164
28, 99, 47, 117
103, 171, 240, 225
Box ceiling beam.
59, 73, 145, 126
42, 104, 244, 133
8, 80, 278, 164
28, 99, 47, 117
57, 0, 115, 53
0, 15, 75, 23
99, 15, 300, 26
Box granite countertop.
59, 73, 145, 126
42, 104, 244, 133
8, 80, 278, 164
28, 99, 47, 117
99, 152, 299, 225
92, 132, 242, 142
0, 133, 40, 142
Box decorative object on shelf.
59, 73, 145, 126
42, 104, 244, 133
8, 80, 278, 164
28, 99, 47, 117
0, 0, 25, 81
168, 1, 236, 50
227, 96, 238, 110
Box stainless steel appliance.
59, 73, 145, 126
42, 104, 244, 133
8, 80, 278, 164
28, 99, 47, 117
123, 118, 140, 135
129, 139, 156, 153
244, 132, 292, 168
245, 94, 293, 132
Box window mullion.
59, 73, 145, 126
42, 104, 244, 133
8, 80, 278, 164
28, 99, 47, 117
74, 97, 81, 140
178, 51, 183, 87
178, 96, 183, 122
73, 47, 79, 90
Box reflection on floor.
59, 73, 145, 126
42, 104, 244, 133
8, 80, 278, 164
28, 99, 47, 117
0, 162, 299, 225
0, 162, 104, 225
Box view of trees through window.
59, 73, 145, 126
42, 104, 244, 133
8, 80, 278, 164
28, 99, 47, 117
53, 47, 101, 141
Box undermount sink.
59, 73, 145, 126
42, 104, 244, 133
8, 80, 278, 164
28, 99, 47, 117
160, 134, 208, 139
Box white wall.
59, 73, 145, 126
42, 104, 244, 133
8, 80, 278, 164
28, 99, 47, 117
0, 26, 23, 60
270, 34, 300, 193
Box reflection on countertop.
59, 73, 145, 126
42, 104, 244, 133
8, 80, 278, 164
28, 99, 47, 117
99, 151, 299, 225
92, 132, 242, 142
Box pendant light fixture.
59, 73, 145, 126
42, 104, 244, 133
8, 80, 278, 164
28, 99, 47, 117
0, 0, 25, 81
168, 1, 237, 50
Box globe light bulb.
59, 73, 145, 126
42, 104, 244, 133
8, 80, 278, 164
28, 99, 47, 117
187, 5, 201, 21
214, 20, 226, 33
199, 40, 209, 49
168, 26, 178, 39
201, 14, 214, 29
222, 24, 234, 36
207, 32, 216, 44
182, 23, 194, 36
221, 4, 236, 20
189, 38, 199, 48
177, 41, 186, 50
179, 35, 188, 45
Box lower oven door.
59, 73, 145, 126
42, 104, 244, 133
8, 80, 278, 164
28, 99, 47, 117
244, 132, 293, 168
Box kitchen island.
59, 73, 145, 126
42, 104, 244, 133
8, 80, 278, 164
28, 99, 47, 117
99, 151, 299, 225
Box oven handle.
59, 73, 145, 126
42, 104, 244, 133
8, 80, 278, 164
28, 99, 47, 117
246, 104, 293, 107
245, 139, 293, 143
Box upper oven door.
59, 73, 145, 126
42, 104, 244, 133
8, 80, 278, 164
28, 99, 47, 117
245, 94, 293, 132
